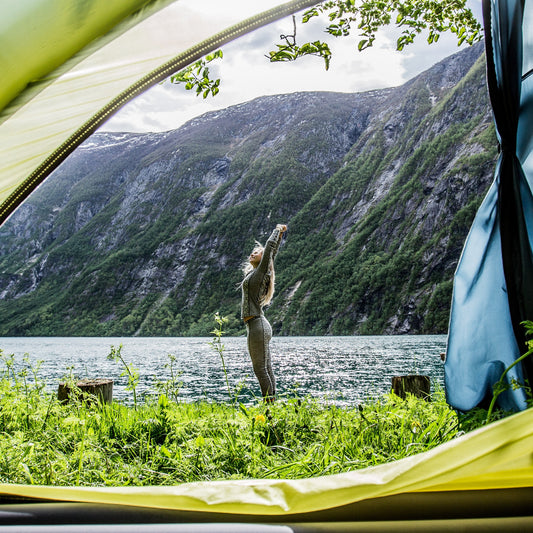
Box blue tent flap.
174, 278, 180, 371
446, 0, 533, 412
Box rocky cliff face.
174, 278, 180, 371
0, 42, 497, 336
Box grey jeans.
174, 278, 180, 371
246, 316, 275, 399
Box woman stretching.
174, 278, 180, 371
241, 224, 287, 402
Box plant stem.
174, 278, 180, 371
209, 313, 232, 401
486, 347, 533, 423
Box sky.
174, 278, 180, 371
101, 0, 483, 133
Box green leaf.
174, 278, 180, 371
271, 50, 296, 62
158, 393, 169, 409
21, 463, 34, 484
302, 7, 319, 23
160, 445, 172, 458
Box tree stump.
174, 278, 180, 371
392, 375, 430, 400
58, 378, 113, 405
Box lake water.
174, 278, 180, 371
0, 336, 447, 406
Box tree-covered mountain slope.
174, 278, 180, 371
0, 42, 496, 336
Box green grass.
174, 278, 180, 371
0, 348, 493, 487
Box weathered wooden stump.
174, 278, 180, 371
58, 378, 113, 405
392, 375, 430, 400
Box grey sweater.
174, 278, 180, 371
241, 227, 283, 319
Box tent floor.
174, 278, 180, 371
0, 488, 532, 531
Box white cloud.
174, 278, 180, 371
102, 0, 484, 133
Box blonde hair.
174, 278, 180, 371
242, 241, 276, 306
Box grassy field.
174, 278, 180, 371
0, 346, 494, 487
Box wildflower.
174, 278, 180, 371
255, 414, 266, 424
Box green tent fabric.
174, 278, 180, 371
0, 0, 169, 112
0, 0, 532, 525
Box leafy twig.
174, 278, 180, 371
267, 0, 482, 68
208, 312, 232, 401
168, 50, 223, 98
486, 321, 533, 423
266, 15, 332, 70
107, 344, 139, 409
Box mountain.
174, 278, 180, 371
0, 41, 497, 336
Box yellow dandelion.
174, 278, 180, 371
255, 414, 266, 424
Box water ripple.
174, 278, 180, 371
0, 335, 447, 406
